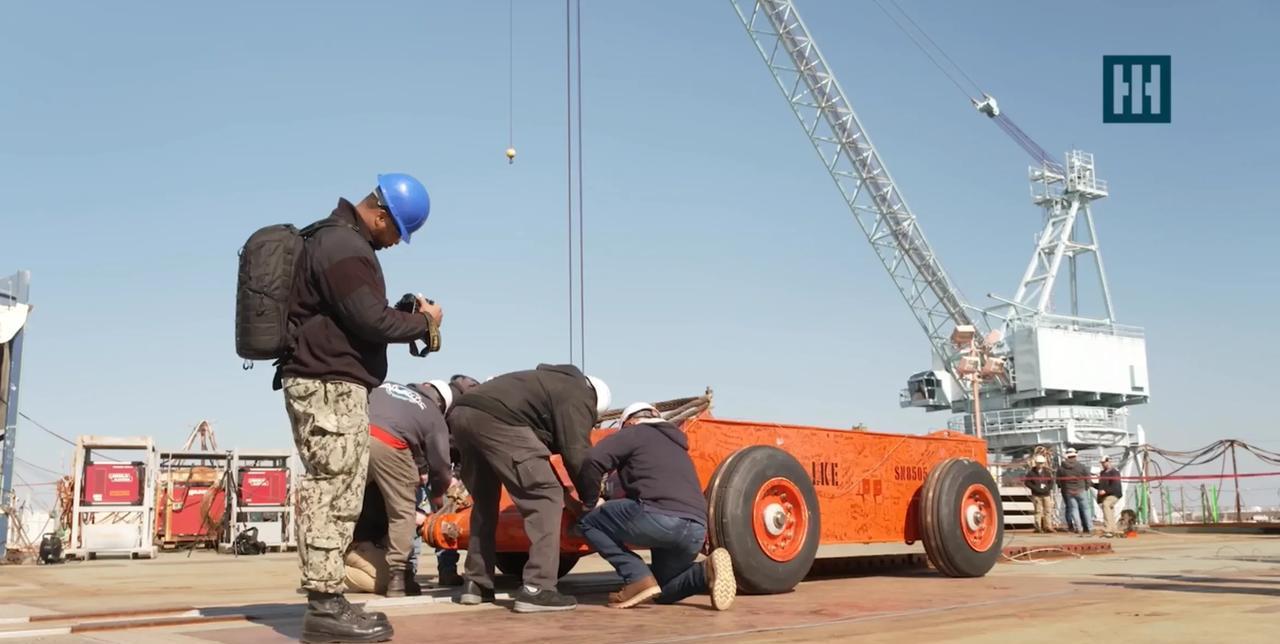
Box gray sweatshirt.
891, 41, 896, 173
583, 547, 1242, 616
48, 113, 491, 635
368, 382, 452, 497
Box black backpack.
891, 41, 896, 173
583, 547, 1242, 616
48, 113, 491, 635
232, 526, 268, 555
235, 221, 337, 362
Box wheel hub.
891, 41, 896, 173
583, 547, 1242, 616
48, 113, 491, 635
958, 483, 999, 552
751, 477, 809, 562
965, 505, 984, 531
761, 503, 787, 536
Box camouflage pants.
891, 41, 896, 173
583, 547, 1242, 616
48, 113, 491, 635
282, 377, 370, 594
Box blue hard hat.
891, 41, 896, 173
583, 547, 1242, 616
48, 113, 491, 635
376, 173, 431, 244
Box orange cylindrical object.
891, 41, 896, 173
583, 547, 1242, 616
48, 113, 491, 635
422, 413, 986, 553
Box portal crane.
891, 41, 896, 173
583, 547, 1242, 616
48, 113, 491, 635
730, 1, 1149, 455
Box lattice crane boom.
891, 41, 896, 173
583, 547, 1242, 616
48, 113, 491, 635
729, 0, 977, 382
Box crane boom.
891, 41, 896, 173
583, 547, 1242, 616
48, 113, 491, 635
729, 0, 975, 380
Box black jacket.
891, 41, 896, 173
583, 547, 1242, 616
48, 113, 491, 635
368, 382, 452, 497
1095, 467, 1123, 500
1024, 466, 1054, 497
278, 199, 430, 390
578, 421, 708, 525
454, 364, 598, 495
1057, 460, 1092, 495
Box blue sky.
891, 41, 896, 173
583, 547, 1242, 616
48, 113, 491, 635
4, 1, 1279, 504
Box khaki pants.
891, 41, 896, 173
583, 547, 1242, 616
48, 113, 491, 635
367, 439, 419, 572
1101, 495, 1120, 534
282, 378, 370, 594
1032, 495, 1055, 532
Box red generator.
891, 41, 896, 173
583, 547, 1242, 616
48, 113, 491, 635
239, 468, 289, 506
81, 463, 145, 505
156, 484, 226, 542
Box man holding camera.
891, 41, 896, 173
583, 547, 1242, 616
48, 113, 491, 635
277, 173, 441, 643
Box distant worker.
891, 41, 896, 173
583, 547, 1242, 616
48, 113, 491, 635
1025, 454, 1056, 533
276, 173, 439, 642
578, 403, 736, 610
449, 364, 610, 613
1057, 447, 1092, 536
1094, 456, 1123, 538
365, 379, 457, 596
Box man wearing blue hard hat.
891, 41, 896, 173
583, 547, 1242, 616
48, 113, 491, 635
277, 173, 441, 643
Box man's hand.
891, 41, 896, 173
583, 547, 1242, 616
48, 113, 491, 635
416, 295, 443, 324
564, 497, 587, 519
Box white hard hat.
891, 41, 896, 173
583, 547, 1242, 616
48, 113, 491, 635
1033, 455, 1047, 464
1064, 447, 1078, 457
585, 375, 611, 417
619, 402, 660, 427
426, 379, 453, 412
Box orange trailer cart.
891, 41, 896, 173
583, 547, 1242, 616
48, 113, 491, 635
423, 397, 1003, 593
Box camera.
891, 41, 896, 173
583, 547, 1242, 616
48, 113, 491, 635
394, 293, 440, 357
395, 292, 425, 313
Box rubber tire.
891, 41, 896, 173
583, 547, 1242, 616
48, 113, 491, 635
706, 445, 821, 594
919, 458, 1003, 578
494, 552, 581, 579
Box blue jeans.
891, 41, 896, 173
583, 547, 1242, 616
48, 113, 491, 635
1064, 492, 1092, 533
409, 483, 460, 573
579, 499, 707, 604
409, 485, 460, 575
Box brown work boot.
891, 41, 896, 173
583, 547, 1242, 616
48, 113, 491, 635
607, 576, 660, 609
704, 547, 736, 611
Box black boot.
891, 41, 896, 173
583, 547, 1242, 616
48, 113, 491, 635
403, 564, 423, 596
303, 592, 393, 643
335, 594, 388, 626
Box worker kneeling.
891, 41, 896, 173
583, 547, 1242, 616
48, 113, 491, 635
577, 403, 736, 610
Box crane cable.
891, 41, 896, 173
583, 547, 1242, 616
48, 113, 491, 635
576, 0, 586, 373
565, 0, 575, 366
507, 0, 515, 162
870, 0, 979, 102
871, 0, 1061, 169
564, 0, 587, 370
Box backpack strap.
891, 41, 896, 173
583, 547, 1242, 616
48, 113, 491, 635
298, 218, 358, 239
270, 219, 361, 390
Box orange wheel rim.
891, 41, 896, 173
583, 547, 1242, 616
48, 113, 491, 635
959, 483, 997, 552
752, 477, 808, 562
